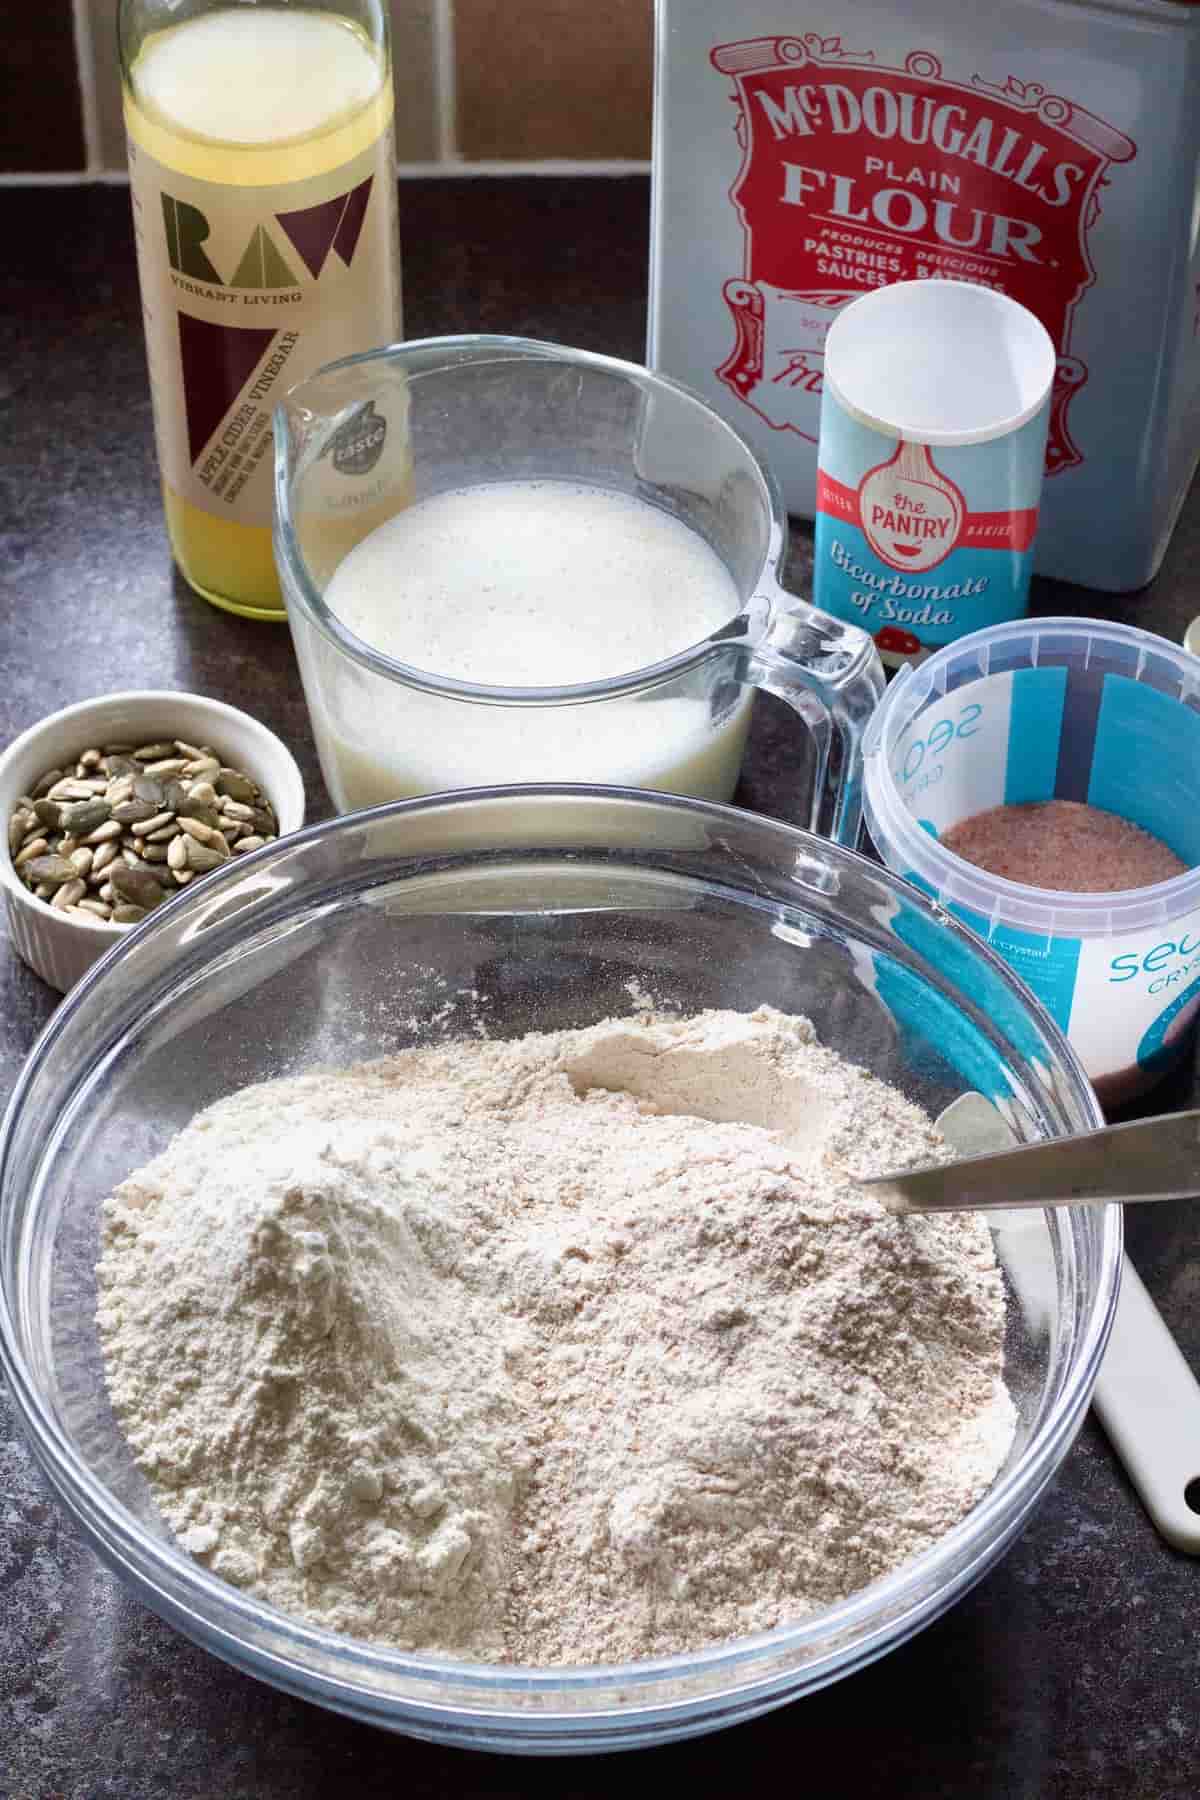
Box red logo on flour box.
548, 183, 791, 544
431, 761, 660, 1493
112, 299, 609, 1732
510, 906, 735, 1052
709, 37, 1136, 475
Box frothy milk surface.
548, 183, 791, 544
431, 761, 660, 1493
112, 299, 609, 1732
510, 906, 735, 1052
323, 481, 742, 685
309, 480, 753, 807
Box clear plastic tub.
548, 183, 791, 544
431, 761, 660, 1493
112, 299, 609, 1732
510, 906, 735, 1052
863, 618, 1200, 1106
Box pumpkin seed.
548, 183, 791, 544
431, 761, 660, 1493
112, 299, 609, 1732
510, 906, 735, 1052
27, 854, 77, 887
112, 798, 159, 826
183, 839, 225, 873
59, 798, 112, 837
109, 865, 166, 909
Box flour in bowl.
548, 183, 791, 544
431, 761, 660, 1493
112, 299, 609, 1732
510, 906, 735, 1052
96, 1007, 1015, 1664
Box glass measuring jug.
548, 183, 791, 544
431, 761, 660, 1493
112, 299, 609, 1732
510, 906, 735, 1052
274, 336, 884, 843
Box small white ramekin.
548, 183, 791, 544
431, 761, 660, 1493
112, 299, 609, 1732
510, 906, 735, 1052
1, 691, 305, 992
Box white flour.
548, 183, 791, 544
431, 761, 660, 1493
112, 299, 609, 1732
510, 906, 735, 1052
96, 1007, 1015, 1664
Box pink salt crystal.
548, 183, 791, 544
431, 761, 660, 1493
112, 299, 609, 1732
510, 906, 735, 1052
940, 800, 1187, 893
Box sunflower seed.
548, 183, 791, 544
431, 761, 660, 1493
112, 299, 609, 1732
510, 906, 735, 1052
7, 815, 25, 857
32, 768, 63, 797
178, 815, 228, 851
134, 741, 175, 761
48, 778, 97, 802
172, 869, 194, 886
112, 904, 148, 925
220, 799, 256, 822
51, 879, 87, 911
34, 881, 56, 899
187, 780, 218, 808
75, 898, 113, 919
138, 812, 175, 837
14, 837, 49, 868
141, 843, 170, 863
86, 819, 123, 845
99, 882, 115, 904
183, 756, 221, 781
69, 846, 94, 876
79, 748, 102, 769
105, 775, 136, 806
146, 821, 180, 843
143, 757, 188, 778
167, 834, 189, 871
233, 835, 266, 854
91, 839, 119, 874
174, 739, 205, 759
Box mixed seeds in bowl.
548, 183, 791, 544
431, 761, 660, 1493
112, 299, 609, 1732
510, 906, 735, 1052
8, 739, 278, 926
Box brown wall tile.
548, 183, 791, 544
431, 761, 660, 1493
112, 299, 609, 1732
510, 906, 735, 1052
86, 0, 437, 175
1, 0, 86, 171
388, 0, 439, 163
454, 0, 652, 160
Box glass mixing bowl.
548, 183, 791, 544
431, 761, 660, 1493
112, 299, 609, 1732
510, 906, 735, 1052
0, 788, 1121, 1755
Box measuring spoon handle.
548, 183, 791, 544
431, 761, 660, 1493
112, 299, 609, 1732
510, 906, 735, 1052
865, 1108, 1200, 1214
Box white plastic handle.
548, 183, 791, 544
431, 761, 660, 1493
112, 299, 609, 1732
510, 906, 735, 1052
1093, 1255, 1200, 1554
935, 1093, 1200, 1553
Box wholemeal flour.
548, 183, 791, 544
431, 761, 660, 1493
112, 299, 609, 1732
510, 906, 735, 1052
96, 1007, 1015, 1664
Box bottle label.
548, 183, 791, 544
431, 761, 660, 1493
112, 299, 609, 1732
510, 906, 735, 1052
812, 390, 1047, 664
128, 129, 401, 530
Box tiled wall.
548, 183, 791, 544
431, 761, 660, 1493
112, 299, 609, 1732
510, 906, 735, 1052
0, 0, 653, 175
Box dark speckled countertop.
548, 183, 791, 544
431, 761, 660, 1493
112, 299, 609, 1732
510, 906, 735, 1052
3, 178, 1200, 1798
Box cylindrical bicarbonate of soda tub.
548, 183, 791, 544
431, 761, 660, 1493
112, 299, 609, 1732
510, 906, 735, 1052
814, 281, 1056, 668
863, 617, 1200, 1106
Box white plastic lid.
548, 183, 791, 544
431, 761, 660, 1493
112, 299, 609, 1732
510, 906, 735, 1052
823, 280, 1057, 447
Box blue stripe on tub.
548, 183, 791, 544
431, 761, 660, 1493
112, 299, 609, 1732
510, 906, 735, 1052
1004, 666, 1068, 805
1088, 676, 1200, 866
1053, 665, 1105, 803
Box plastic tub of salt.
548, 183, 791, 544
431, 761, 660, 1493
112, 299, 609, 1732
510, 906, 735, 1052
863, 617, 1200, 1107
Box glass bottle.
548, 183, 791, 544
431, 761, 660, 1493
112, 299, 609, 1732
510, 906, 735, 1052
119, 0, 403, 620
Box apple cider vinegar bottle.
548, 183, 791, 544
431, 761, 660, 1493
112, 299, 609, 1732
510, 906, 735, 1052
120, 0, 403, 619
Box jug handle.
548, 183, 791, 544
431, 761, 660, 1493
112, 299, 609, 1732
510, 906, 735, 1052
742, 585, 884, 847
